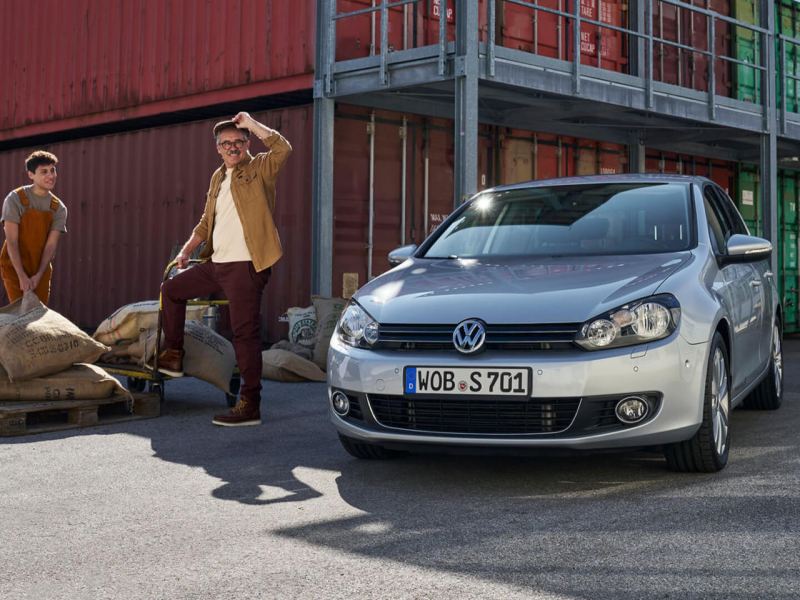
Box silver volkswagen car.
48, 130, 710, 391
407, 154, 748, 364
328, 175, 784, 472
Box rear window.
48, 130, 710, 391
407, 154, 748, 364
422, 182, 693, 258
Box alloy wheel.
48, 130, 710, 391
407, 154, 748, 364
711, 347, 730, 457
772, 324, 783, 397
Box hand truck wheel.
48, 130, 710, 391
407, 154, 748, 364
148, 381, 165, 403
127, 377, 147, 393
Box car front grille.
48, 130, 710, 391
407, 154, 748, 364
367, 394, 581, 435
377, 323, 581, 351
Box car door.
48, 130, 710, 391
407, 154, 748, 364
702, 185, 762, 393
712, 185, 772, 365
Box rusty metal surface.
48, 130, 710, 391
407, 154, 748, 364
0, 0, 315, 140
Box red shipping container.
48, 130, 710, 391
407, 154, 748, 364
500, 0, 628, 72
646, 150, 735, 194
0, 0, 315, 140
335, 0, 486, 61
331, 106, 495, 296
335, 0, 407, 61
653, 0, 732, 96
574, 140, 627, 174
0, 106, 313, 338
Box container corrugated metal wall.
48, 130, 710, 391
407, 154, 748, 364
0, 0, 315, 139
335, 1, 627, 72
734, 166, 800, 332
0, 106, 312, 338
654, 0, 732, 96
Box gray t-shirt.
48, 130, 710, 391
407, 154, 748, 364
1, 185, 67, 232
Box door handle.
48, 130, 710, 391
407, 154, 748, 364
765, 271, 774, 279
750, 280, 762, 288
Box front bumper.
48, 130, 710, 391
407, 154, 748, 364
327, 332, 708, 450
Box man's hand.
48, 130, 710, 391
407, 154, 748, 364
30, 273, 43, 290
175, 252, 190, 270
233, 112, 254, 131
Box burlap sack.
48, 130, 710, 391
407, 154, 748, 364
0, 363, 128, 401
93, 301, 206, 345
287, 305, 317, 348
262, 349, 327, 382
0, 297, 109, 382
139, 321, 235, 393
269, 339, 313, 361
311, 296, 347, 369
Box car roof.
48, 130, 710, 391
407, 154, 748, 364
483, 173, 712, 194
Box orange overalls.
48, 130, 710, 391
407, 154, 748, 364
0, 187, 60, 304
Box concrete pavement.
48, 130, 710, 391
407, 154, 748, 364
1, 339, 799, 599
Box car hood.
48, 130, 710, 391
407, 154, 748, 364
355, 253, 693, 324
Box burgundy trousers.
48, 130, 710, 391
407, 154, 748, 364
161, 261, 270, 404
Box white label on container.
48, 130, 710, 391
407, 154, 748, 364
742, 190, 754, 206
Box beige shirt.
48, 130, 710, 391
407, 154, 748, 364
212, 168, 252, 263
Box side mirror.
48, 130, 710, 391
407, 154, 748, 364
388, 244, 417, 265
724, 234, 772, 263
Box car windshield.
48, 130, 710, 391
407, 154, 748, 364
422, 182, 693, 258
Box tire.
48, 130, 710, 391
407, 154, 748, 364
742, 320, 784, 410
664, 332, 731, 473
338, 434, 399, 460
149, 381, 166, 403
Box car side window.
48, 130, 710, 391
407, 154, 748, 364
703, 186, 728, 254
711, 186, 748, 236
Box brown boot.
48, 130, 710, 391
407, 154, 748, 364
212, 396, 261, 427
152, 348, 185, 377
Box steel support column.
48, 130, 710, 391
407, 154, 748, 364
454, 0, 479, 206
629, 0, 646, 78
760, 2, 778, 275
628, 133, 646, 173
312, 0, 334, 295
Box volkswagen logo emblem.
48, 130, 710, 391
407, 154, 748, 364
453, 319, 486, 354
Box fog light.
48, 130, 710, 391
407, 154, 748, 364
332, 391, 350, 416
615, 396, 649, 425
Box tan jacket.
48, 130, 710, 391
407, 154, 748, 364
192, 130, 292, 271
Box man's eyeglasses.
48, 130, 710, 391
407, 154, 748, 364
218, 139, 247, 150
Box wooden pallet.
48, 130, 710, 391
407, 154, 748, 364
0, 393, 160, 437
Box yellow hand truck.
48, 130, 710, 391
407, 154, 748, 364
98, 259, 240, 405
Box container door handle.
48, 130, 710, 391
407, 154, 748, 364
750, 279, 762, 288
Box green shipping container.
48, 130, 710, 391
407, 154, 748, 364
776, 171, 800, 332
776, 1, 800, 112
734, 0, 800, 113
736, 168, 800, 333
736, 165, 761, 235
734, 0, 761, 103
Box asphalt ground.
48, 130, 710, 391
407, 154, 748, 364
1, 339, 799, 600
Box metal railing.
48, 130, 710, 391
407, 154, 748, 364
323, 0, 790, 119
779, 33, 800, 130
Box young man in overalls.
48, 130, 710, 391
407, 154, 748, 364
1, 151, 68, 305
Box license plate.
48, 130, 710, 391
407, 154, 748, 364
404, 367, 531, 396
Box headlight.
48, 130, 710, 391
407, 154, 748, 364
575, 294, 680, 350
336, 301, 380, 348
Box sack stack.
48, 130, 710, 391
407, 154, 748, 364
0, 294, 125, 401
263, 296, 346, 383
95, 301, 236, 394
